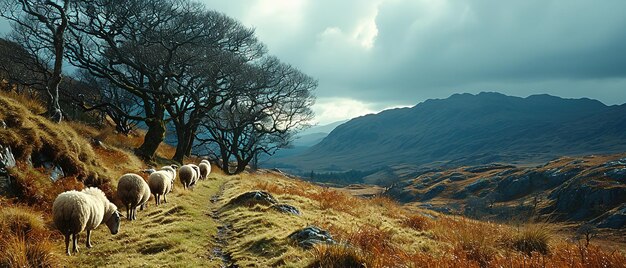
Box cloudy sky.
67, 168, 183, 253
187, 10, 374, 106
2, 1, 626, 124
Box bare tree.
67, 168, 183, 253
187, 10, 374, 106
0, 0, 71, 122
70, 70, 143, 134
198, 57, 316, 174
167, 46, 265, 163
66, 0, 250, 160
576, 223, 598, 247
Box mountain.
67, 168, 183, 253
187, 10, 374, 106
278, 92, 626, 173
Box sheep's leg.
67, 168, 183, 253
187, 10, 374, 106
127, 205, 131, 220
64, 234, 71, 256
132, 206, 137, 220
86, 230, 93, 248
72, 233, 80, 254
155, 194, 160, 206
163, 194, 167, 203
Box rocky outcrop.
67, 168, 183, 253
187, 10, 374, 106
225, 191, 278, 207
268, 204, 301, 216
0, 144, 16, 194
288, 226, 334, 249
385, 154, 626, 228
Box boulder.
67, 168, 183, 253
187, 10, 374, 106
0, 144, 16, 194
288, 226, 334, 249
225, 191, 278, 207
269, 204, 301, 216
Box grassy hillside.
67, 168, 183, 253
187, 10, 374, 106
0, 91, 625, 267
213, 171, 626, 267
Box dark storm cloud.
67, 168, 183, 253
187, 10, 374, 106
201, 0, 626, 110
2, 1, 624, 123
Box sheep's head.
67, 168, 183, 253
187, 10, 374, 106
105, 210, 121, 235
170, 164, 179, 170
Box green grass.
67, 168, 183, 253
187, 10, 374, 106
68, 175, 227, 267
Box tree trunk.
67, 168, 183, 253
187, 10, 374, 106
46, 78, 63, 123
183, 125, 197, 157
136, 118, 166, 161
172, 122, 185, 163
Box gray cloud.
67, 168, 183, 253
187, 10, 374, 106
2, 1, 625, 123
201, 0, 626, 110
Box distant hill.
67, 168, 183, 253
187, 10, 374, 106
384, 154, 626, 229
276, 92, 626, 173
260, 120, 349, 165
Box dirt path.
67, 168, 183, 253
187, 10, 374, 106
210, 181, 237, 268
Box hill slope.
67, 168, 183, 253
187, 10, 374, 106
279, 92, 626, 173
384, 154, 626, 229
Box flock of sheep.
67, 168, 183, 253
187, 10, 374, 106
52, 160, 212, 256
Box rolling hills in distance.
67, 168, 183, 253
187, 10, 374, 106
267, 92, 626, 181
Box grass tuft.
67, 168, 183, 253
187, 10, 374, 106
308, 244, 368, 268
510, 224, 551, 255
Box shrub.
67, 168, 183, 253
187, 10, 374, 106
510, 224, 551, 255
308, 244, 369, 268
309, 188, 360, 214
0, 207, 47, 239
0, 207, 59, 268
402, 214, 431, 231
0, 235, 59, 268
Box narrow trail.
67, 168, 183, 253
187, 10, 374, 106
210, 181, 237, 268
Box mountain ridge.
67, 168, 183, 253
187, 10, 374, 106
276, 92, 626, 173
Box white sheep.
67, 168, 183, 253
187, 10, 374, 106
189, 164, 200, 187
199, 162, 211, 180
52, 187, 121, 256
116, 173, 151, 221
160, 165, 178, 181
178, 164, 197, 190
148, 171, 174, 206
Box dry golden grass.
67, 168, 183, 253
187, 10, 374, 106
309, 244, 368, 268
219, 172, 437, 267
0, 206, 61, 268
70, 175, 227, 267
217, 171, 626, 267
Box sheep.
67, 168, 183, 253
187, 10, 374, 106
139, 184, 151, 211
189, 164, 201, 187
199, 162, 211, 180
116, 173, 151, 221
148, 170, 174, 206
52, 187, 121, 256
160, 165, 178, 182
178, 164, 197, 190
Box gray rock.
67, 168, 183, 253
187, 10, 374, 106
269, 204, 301, 216
288, 226, 334, 249
0, 144, 16, 171
43, 161, 65, 182
225, 191, 278, 207
0, 144, 15, 193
